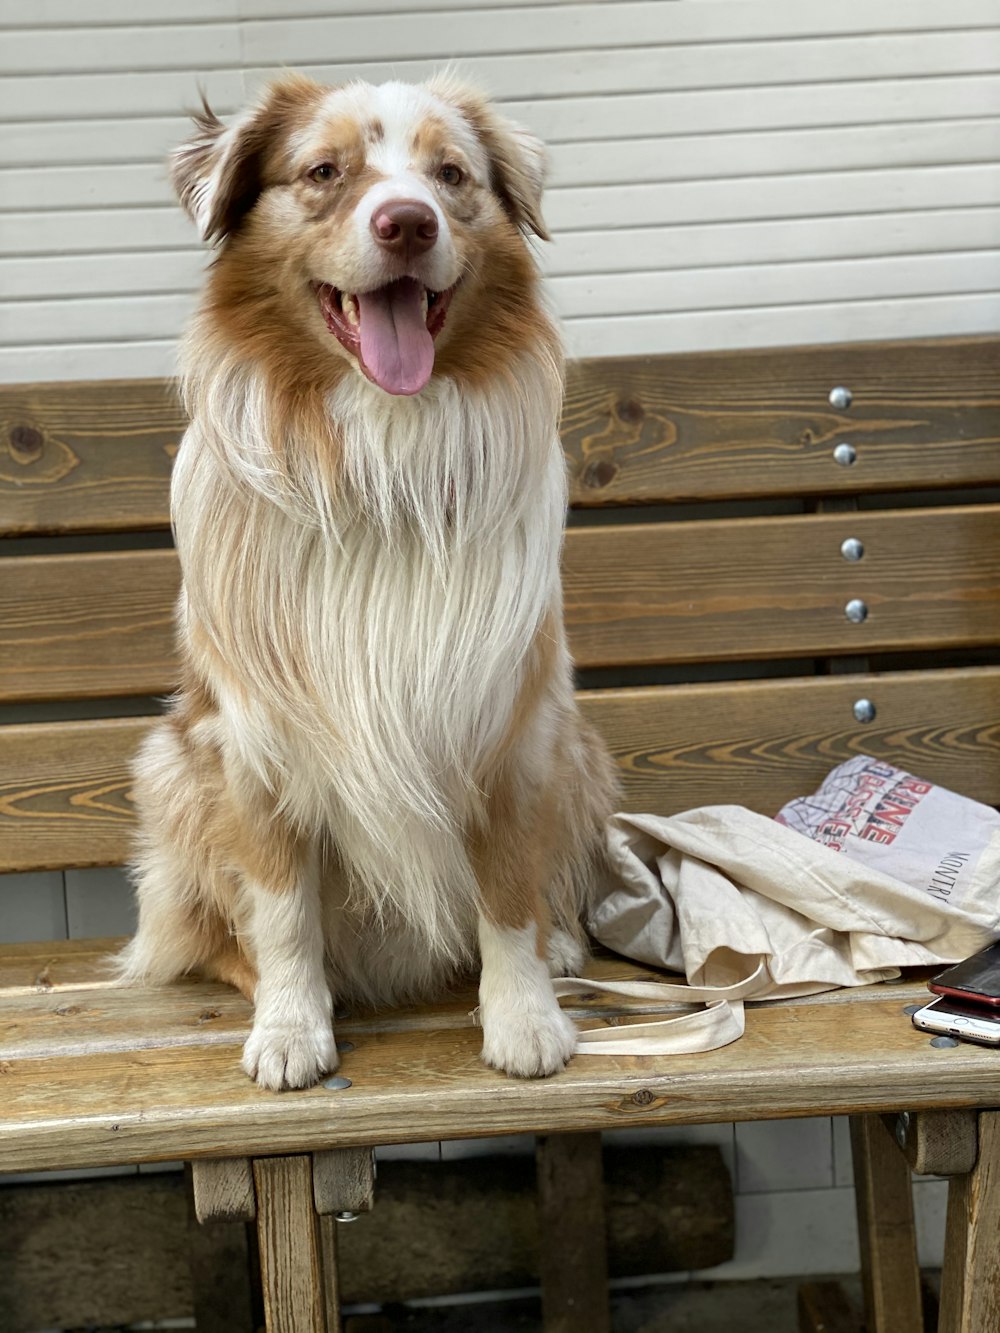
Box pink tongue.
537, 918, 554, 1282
357, 277, 434, 396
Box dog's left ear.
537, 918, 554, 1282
429, 78, 549, 241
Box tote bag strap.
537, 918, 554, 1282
552, 959, 769, 1056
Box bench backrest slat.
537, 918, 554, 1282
3, 666, 998, 874
2, 337, 998, 536
5, 504, 1000, 701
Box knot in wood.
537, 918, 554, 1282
631, 1088, 655, 1107
583, 459, 618, 490
9, 424, 44, 463
616, 397, 645, 424
54, 1004, 81, 1016
197, 1008, 223, 1023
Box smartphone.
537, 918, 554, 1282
911, 995, 1000, 1048
928, 941, 1000, 1009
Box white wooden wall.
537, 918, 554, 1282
1, 0, 999, 382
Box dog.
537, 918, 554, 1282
117, 73, 618, 1090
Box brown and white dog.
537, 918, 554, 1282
117, 73, 618, 1090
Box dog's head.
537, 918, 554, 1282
172, 75, 550, 396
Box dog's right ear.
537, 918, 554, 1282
171, 77, 324, 244
170, 94, 264, 244
172, 95, 260, 243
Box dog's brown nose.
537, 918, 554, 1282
371, 199, 438, 256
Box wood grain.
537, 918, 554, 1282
5, 504, 1000, 701
252, 1156, 325, 1333
562, 336, 1000, 506
849, 1113, 923, 1333
312, 1148, 375, 1216
0, 378, 180, 536
3, 666, 998, 873
190, 1157, 256, 1224
536, 1132, 611, 1333
0, 716, 153, 872
0, 953, 995, 1175
895, 1108, 978, 1177
2, 338, 997, 535
0, 549, 179, 701
563, 505, 1000, 669
939, 1110, 1000, 1333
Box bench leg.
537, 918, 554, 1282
536, 1131, 611, 1333
939, 1109, 1000, 1333
849, 1113, 923, 1333
253, 1155, 326, 1333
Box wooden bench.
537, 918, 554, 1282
2, 335, 999, 1333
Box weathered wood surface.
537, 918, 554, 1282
939, 1110, 1000, 1333
0, 378, 181, 537
849, 1113, 923, 1333
3, 667, 997, 874
563, 504, 1000, 669
2, 339, 998, 534
253, 1156, 325, 1333
563, 337, 1000, 507
536, 1132, 611, 1333
0, 716, 153, 872
190, 1156, 256, 1224
894, 1108, 978, 1177
313, 1148, 376, 1216
1, 945, 996, 1174
5, 504, 1000, 700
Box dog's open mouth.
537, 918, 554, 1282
315, 277, 457, 396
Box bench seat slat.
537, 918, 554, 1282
2, 337, 997, 536
4, 505, 1000, 701
2, 666, 997, 874
0, 955, 993, 1175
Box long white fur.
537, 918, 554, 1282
174, 340, 567, 967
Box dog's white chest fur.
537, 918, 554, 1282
173, 362, 567, 956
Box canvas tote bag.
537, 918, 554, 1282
559, 757, 1000, 1056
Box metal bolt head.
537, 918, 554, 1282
845, 598, 868, 624
323, 1076, 353, 1091
833, 442, 857, 467
829, 386, 853, 410
840, 537, 864, 562
335, 1211, 359, 1223
895, 1111, 911, 1149
853, 698, 876, 724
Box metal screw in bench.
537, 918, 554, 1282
845, 599, 868, 623
833, 443, 857, 466
324, 1076, 352, 1090
841, 537, 864, 562
895, 1111, 911, 1149
853, 699, 876, 724
336, 1211, 359, 1223
829, 386, 853, 410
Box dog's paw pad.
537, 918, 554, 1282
481, 1003, 578, 1079
242, 1019, 338, 1091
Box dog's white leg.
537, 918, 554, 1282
478, 914, 578, 1079
241, 844, 337, 1091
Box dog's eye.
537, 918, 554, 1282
309, 163, 340, 183
438, 164, 463, 187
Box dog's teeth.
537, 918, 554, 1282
420, 288, 429, 319
342, 293, 360, 327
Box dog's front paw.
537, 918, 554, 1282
480, 1001, 578, 1079
242, 1017, 338, 1091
